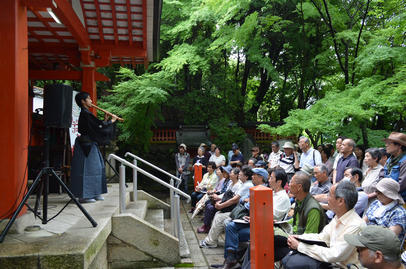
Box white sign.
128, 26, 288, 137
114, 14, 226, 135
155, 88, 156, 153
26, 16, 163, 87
69, 91, 81, 151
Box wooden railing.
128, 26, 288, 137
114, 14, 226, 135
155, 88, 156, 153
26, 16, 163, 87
150, 129, 177, 143
150, 128, 296, 144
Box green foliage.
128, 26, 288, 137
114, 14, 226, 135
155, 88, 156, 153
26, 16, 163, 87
99, 68, 170, 152
209, 118, 247, 151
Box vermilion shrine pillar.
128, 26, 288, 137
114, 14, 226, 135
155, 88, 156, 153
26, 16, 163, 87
0, 0, 28, 218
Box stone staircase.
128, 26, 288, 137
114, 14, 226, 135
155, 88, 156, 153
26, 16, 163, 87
0, 184, 190, 269
107, 190, 184, 268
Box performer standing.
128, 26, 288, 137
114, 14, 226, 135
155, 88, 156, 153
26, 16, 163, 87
71, 92, 118, 203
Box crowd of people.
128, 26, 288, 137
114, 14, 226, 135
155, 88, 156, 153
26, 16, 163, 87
174, 132, 406, 269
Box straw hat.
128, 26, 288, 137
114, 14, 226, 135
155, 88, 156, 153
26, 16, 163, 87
376, 178, 404, 204
283, 141, 295, 149
383, 132, 406, 147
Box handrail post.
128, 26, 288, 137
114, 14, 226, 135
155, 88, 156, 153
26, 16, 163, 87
174, 194, 181, 239
170, 178, 174, 223
133, 158, 138, 201
119, 165, 126, 214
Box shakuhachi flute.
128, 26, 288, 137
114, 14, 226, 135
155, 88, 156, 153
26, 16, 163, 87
91, 104, 124, 122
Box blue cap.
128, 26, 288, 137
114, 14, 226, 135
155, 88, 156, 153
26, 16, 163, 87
255, 160, 267, 167
252, 168, 269, 179
221, 166, 232, 174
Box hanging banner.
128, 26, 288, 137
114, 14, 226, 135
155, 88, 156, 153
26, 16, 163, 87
69, 91, 80, 151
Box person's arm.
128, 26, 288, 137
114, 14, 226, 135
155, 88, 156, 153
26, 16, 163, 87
183, 154, 190, 171
314, 150, 322, 165
398, 160, 406, 192
215, 195, 240, 210
296, 224, 363, 264
390, 225, 403, 236
313, 193, 328, 203
332, 169, 337, 184
175, 154, 180, 169
293, 151, 300, 170
303, 208, 322, 234
220, 155, 226, 166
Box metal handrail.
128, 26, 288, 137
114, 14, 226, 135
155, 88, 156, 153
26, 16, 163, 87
108, 153, 190, 239
108, 154, 190, 201
124, 152, 182, 183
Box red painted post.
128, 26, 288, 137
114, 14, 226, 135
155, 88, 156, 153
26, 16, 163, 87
0, 0, 28, 218
194, 164, 203, 188
250, 185, 274, 269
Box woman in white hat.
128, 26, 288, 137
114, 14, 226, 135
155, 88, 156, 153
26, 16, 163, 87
363, 178, 406, 240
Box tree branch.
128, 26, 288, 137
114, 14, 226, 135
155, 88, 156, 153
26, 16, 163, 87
351, 0, 371, 84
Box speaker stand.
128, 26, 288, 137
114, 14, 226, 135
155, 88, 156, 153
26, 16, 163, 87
0, 127, 97, 243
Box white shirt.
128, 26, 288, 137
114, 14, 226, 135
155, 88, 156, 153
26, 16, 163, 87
198, 172, 219, 191
273, 189, 291, 221
299, 147, 322, 168
362, 164, 383, 194
268, 150, 282, 168
209, 154, 226, 167
297, 209, 366, 268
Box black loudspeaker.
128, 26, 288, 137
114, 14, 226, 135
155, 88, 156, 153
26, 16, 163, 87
44, 84, 73, 128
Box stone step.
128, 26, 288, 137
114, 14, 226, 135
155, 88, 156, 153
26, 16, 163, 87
125, 200, 147, 219
145, 209, 164, 231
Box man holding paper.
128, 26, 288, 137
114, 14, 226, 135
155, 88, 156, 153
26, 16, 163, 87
283, 180, 366, 269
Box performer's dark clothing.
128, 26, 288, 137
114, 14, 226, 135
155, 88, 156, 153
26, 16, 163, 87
70, 108, 115, 199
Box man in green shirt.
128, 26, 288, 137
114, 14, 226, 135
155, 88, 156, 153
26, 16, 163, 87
274, 171, 325, 261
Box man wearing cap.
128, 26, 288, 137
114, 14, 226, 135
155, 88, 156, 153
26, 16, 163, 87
229, 143, 244, 167
364, 178, 406, 241
383, 132, 406, 201
254, 160, 267, 168
344, 225, 405, 269
279, 141, 300, 181
283, 181, 366, 269
268, 141, 283, 169
175, 144, 190, 193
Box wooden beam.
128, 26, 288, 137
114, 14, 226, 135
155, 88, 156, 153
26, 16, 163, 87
52, 0, 91, 47
29, 70, 110, 81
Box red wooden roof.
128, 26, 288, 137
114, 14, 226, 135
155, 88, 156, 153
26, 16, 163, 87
27, 0, 162, 80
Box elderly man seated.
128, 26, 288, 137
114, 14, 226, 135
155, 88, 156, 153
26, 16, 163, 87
282, 181, 366, 269
311, 164, 332, 196
190, 161, 218, 212
274, 171, 326, 262
364, 178, 406, 241
345, 225, 405, 269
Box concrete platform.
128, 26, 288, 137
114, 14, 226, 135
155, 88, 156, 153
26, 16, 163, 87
0, 183, 224, 269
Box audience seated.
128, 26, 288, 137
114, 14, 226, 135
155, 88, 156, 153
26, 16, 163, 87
282, 181, 366, 269
199, 166, 252, 247
320, 144, 335, 182
345, 225, 405, 269
229, 143, 244, 167
363, 148, 383, 202
364, 178, 406, 241
310, 164, 332, 196
197, 166, 232, 233
268, 141, 282, 169
335, 138, 359, 183
279, 141, 299, 181
382, 132, 406, 201
221, 168, 274, 269
274, 171, 326, 262
209, 146, 226, 167
190, 161, 218, 212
